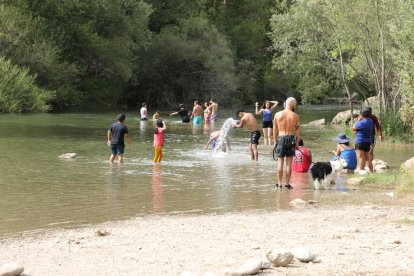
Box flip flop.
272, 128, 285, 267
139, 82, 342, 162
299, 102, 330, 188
284, 184, 293, 189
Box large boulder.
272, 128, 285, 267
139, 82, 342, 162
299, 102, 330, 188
373, 159, 389, 172
400, 157, 414, 172
331, 110, 359, 124
364, 96, 379, 110
309, 118, 326, 126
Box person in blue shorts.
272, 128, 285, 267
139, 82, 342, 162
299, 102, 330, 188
353, 107, 373, 173
107, 114, 132, 163
191, 101, 203, 124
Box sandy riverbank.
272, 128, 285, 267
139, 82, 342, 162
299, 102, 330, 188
1, 195, 414, 275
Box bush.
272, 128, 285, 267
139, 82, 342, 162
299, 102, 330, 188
0, 56, 55, 112
380, 111, 412, 143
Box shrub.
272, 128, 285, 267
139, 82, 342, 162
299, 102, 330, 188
0, 56, 55, 113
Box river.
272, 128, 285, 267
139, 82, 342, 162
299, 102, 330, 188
0, 106, 412, 236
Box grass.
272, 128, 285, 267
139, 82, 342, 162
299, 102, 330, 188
359, 171, 399, 188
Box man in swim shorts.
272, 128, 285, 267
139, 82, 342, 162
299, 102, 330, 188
273, 97, 301, 189
209, 98, 219, 122
232, 110, 261, 161
191, 101, 203, 124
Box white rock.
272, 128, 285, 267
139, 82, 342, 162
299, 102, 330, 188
266, 249, 294, 267
331, 110, 359, 124
292, 247, 317, 262
346, 177, 363, 186
221, 269, 242, 276
261, 260, 272, 269
289, 198, 307, 207
59, 153, 77, 159
180, 271, 197, 276
236, 259, 262, 275
0, 262, 24, 276
309, 118, 326, 126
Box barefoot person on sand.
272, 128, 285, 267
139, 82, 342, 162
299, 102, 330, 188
273, 97, 300, 189
107, 114, 132, 163
232, 110, 261, 161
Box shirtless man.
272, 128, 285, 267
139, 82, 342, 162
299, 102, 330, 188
273, 97, 301, 189
191, 101, 204, 124
232, 110, 261, 161
210, 99, 219, 122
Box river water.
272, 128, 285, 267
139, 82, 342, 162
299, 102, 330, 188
0, 106, 412, 236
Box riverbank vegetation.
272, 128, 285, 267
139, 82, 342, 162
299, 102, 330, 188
1, 0, 414, 133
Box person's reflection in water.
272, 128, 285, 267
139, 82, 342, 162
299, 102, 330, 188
192, 122, 203, 135
152, 165, 163, 213
289, 172, 312, 202
139, 120, 147, 135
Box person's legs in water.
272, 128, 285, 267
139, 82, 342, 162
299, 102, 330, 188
109, 154, 116, 162
117, 145, 125, 163
285, 156, 294, 189
267, 128, 273, 145
277, 157, 284, 188
263, 127, 269, 146
117, 154, 124, 163
249, 143, 254, 160
109, 144, 117, 162
251, 143, 258, 161
154, 146, 163, 163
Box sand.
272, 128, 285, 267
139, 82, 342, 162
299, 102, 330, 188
1, 195, 414, 275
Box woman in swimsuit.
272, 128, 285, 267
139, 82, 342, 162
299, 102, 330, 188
204, 101, 211, 123
255, 100, 278, 145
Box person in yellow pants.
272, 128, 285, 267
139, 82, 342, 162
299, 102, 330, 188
154, 119, 166, 163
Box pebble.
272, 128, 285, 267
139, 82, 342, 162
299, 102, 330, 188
96, 229, 111, 236
292, 247, 317, 263
236, 259, 262, 275
221, 269, 242, 276
266, 249, 294, 267
0, 262, 24, 276
58, 153, 77, 159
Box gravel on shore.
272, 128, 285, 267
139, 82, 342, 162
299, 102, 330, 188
1, 202, 414, 275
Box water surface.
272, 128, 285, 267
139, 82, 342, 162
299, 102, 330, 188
0, 106, 412, 236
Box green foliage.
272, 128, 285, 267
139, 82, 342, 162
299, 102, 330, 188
360, 171, 399, 188
380, 111, 413, 143
0, 56, 54, 112
131, 17, 237, 107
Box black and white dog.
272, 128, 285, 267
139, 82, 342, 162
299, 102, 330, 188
310, 159, 347, 190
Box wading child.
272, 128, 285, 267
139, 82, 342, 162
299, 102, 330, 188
154, 119, 166, 163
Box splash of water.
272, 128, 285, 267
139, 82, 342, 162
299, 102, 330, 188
212, 118, 235, 153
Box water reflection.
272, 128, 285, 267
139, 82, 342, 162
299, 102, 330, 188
152, 165, 163, 213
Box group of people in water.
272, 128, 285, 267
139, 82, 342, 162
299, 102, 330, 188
107, 97, 383, 189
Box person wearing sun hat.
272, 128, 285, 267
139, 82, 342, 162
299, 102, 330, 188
332, 132, 357, 171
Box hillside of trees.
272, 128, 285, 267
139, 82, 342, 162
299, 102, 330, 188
1, 0, 414, 128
